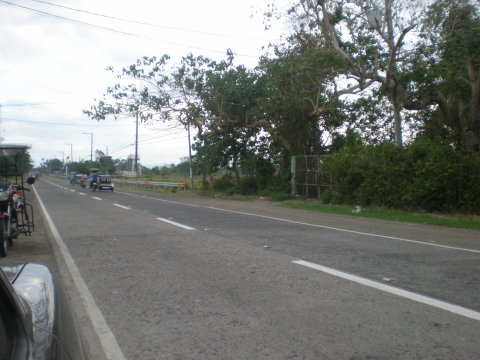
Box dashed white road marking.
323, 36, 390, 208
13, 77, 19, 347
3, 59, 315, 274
121, 192, 480, 254
293, 259, 480, 321
157, 217, 196, 230
92, 197, 102, 201
113, 203, 130, 210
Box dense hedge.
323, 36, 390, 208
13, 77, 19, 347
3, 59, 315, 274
321, 138, 480, 214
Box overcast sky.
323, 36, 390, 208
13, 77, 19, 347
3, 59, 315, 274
0, 0, 288, 168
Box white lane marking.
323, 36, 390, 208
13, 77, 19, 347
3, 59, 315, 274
114, 203, 130, 210
120, 193, 480, 254
79, 193, 86, 196
293, 259, 480, 321
70, 189, 75, 192
157, 217, 196, 230
92, 197, 102, 201
33, 186, 127, 360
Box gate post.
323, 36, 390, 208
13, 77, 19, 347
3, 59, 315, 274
291, 156, 296, 195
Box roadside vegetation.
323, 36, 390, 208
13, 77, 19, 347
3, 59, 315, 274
280, 202, 480, 230
40, 0, 480, 224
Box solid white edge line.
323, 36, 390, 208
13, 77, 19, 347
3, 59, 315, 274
113, 204, 130, 210
33, 186, 128, 360
292, 259, 480, 321
157, 217, 196, 230
120, 192, 480, 254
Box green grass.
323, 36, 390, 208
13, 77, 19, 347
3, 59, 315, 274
280, 202, 480, 230
259, 190, 300, 202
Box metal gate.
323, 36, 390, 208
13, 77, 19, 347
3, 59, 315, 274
291, 155, 332, 199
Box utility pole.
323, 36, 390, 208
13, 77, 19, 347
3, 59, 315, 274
83, 132, 93, 162
65, 143, 73, 163
187, 124, 193, 189
134, 111, 139, 177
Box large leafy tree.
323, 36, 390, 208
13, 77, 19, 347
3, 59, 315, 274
256, 47, 346, 159
282, 0, 428, 147
419, 0, 480, 152
84, 55, 173, 173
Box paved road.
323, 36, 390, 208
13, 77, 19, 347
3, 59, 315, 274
27, 177, 480, 359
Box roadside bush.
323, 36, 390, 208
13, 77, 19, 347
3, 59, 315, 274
320, 188, 335, 204
253, 157, 276, 189
402, 138, 480, 213
238, 176, 257, 195
320, 138, 480, 214
321, 143, 404, 206
213, 174, 236, 192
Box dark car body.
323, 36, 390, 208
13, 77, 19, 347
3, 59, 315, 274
0, 263, 85, 360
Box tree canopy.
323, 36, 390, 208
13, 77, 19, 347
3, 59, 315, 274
82, 0, 480, 212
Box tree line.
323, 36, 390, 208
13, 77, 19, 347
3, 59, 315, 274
83, 0, 479, 214
37, 152, 191, 178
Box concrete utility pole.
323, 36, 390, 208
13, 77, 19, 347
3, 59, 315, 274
134, 112, 139, 177
65, 143, 73, 162
187, 125, 193, 189
83, 132, 93, 162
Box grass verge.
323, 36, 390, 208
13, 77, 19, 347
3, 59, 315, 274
280, 202, 480, 230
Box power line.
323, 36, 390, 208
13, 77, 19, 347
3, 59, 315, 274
0, 102, 52, 107
0, 0, 143, 38
0, 0, 258, 58
1, 117, 130, 127
28, 0, 269, 41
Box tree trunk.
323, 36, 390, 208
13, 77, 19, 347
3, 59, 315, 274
392, 100, 403, 147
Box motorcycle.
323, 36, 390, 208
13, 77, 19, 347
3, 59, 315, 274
0, 180, 14, 256
0, 180, 33, 257
0, 144, 36, 258
80, 178, 87, 189
91, 180, 98, 192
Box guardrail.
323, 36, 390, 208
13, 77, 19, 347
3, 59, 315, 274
112, 179, 185, 191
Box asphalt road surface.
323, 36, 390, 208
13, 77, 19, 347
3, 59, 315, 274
14, 177, 480, 359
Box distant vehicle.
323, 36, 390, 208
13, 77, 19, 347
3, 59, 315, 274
78, 175, 88, 189
0, 263, 86, 359
98, 175, 114, 192
69, 172, 77, 186
88, 168, 100, 192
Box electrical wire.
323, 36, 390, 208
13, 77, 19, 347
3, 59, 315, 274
27, 0, 269, 41
0, 117, 131, 127
0, 0, 258, 57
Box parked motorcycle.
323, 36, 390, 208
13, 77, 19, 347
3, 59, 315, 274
0, 180, 34, 257
0, 180, 14, 256
0, 144, 36, 258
